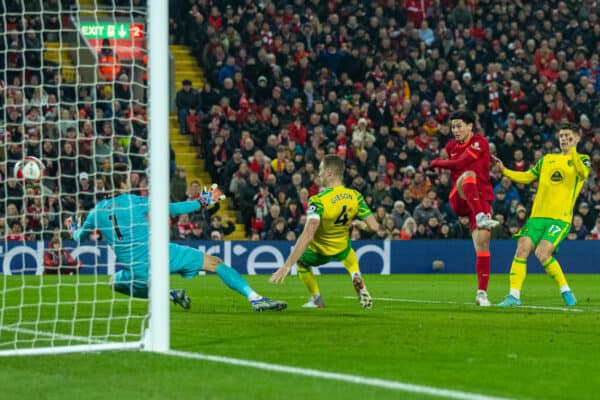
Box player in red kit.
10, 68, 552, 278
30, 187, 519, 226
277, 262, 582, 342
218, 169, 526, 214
430, 111, 499, 306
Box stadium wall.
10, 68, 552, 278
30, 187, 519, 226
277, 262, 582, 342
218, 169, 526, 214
1, 240, 599, 275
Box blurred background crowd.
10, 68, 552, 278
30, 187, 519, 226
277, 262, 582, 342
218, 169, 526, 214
1, 0, 599, 244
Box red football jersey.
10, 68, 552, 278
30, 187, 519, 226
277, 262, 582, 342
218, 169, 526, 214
442, 133, 494, 201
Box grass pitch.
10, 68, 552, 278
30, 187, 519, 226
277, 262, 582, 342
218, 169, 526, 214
1, 274, 599, 400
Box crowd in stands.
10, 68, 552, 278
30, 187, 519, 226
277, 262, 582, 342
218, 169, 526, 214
1, 1, 600, 244
168, 0, 600, 240
0, 1, 153, 243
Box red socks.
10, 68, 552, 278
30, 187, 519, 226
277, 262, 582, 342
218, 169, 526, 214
461, 176, 485, 216
476, 251, 490, 291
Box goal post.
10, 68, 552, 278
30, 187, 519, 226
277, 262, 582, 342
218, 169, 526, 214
0, 0, 170, 356
146, 0, 170, 353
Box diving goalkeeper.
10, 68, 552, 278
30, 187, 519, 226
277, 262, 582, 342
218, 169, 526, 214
70, 165, 286, 312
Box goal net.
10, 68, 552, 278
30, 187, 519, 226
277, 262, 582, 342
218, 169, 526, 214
0, 1, 166, 355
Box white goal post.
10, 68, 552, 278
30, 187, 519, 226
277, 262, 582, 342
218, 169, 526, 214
0, 0, 170, 356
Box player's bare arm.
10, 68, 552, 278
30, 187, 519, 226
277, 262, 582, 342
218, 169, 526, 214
270, 218, 320, 284
363, 214, 381, 232
491, 155, 505, 172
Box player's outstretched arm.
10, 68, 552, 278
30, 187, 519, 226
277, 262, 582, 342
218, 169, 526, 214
270, 218, 320, 284
169, 200, 203, 216
169, 184, 226, 216
430, 149, 477, 171
493, 155, 538, 184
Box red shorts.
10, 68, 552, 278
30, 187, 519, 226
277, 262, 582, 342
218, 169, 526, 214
449, 188, 491, 232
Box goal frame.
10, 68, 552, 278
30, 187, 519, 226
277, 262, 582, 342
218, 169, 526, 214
0, 0, 170, 356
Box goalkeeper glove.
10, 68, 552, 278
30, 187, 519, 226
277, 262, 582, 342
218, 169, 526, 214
199, 184, 226, 207
65, 216, 81, 235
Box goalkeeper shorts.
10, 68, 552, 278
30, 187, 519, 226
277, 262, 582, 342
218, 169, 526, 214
113, 243, 204, 298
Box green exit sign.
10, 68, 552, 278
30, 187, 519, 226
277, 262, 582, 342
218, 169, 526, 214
81, 23, 130, 39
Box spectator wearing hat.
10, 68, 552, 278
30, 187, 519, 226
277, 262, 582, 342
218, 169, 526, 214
254, 75, 272, 104
175, 79, 199, 134
77, 172, 95, 211
383, 162, 397, 185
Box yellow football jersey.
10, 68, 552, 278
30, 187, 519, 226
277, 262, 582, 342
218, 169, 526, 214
306, 186, 372, 255
504, 150, 591, 223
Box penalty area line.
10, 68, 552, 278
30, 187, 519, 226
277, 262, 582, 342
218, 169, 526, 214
343, 296, 585, 313
165, 349, 514, 400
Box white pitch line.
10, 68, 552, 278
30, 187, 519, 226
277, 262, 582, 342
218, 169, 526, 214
343, 296, 585, 313
165, 349, 514, 400
0, 326, 109, 344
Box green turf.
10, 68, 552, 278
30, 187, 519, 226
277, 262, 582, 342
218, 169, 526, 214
1, 274, 600, 400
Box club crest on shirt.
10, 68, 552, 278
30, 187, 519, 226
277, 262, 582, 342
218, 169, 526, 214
550, 170, 564, 183
471, 141, 480, 150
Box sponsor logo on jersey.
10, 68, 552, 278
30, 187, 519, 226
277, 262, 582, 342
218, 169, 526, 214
550, 170, 564, 183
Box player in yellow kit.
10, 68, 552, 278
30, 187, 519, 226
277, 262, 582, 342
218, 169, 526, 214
492, 123, 591, 307
270, 155, 381, 308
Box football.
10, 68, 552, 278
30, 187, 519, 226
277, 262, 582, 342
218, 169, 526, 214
14, 156, 45, 181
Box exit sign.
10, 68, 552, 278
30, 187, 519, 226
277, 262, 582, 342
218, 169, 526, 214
81, 23, 133, 39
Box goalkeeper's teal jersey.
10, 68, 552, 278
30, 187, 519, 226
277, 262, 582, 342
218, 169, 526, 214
73, 194, 200, 269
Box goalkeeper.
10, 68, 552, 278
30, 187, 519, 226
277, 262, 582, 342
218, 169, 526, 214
70, 166, 286, 312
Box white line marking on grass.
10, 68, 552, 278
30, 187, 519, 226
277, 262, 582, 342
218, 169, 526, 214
1, 326, 109, 344
165, 349, 514, 400
343, 296, 584, 313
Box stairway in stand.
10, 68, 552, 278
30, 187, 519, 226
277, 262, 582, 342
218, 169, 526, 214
44, 42, 76, 83
169, 45, 246, 240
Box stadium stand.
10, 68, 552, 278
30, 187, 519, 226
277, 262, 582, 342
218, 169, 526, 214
2, 0, 599, 242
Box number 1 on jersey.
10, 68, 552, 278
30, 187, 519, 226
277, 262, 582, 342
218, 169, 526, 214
109, 214, 124, 240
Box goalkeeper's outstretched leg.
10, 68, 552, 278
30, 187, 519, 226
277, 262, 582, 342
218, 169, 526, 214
199, 253, 287, 312
110, 248, 287, 312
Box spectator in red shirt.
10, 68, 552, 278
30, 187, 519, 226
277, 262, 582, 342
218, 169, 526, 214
44, 238, 81, 275
548, 96, 575, 122
288, 116, 307, 146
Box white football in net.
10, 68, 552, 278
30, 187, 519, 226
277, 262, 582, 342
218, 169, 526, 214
14, 156, 45, 181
